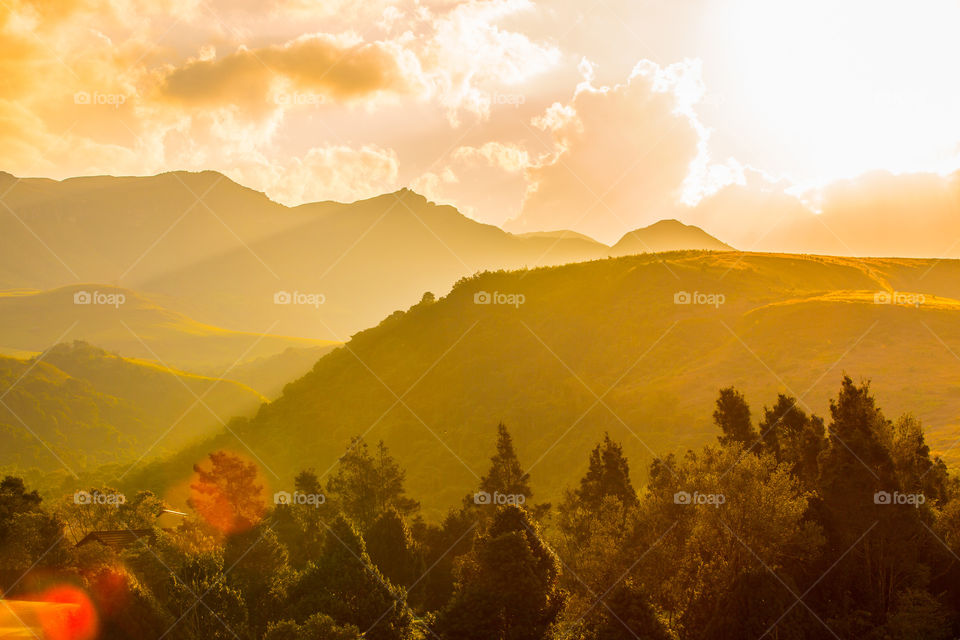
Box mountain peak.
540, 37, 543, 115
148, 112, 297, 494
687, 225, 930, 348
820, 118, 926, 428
611, 219, 733, 255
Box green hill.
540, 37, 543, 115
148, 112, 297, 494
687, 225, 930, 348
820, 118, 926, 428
0, 342, 264, 477
128, 251, 960, 518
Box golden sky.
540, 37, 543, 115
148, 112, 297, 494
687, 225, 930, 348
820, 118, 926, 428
1, 0, 959, 249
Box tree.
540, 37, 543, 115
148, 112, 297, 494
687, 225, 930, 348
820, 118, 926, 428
574, 433, 637, 508
0, 477, 69, 593
633, 444, 822, 637
86, 565, 173, 639
285, 515, 415, 640
366, 508, 422, 589
223, 524, 292, 637
274, 469, 331, 568
558, 433, 637, 545
595, 580, 670, 640
758, 394, 826, 487
478, 423, 532, 499
264, 614, 362, 640
555, 435, 640, 634
437, 506, 564, 640
714, 387, 758, 448
815, 377, 932, 627
327, 438, 419, 531
189, 451, 267, 535
408, 507, 478, 613
167, 550, 248, 640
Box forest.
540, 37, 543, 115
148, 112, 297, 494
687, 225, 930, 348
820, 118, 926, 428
2, 375, 958, 640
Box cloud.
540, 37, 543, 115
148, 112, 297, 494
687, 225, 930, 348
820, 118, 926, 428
776, 170, 960, 258
454, 142, 530, 173
505, 59, 705, 243
228, 143, 401, 205
676, 168, 960, 258
157, 34, 416, 110
415, 0, 561, 124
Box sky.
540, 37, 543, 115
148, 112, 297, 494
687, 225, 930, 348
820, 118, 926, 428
2, 0, 959, 250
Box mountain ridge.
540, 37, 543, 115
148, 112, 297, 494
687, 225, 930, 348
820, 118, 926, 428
127, 250, 960, 518
0, 170, 734, 342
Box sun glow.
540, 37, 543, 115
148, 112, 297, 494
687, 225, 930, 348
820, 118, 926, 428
713, 0, 960, 185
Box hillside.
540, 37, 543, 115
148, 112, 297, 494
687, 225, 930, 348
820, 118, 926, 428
0, 172, 731, 339
0, 342, 263, 476
0, 285, 335, 371
211, 345, 335, 397
130, 251, 960, 518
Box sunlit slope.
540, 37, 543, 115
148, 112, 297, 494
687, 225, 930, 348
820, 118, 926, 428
0, 342, 263, 473
134, 252, 960, 517
0, 285, 335, 370
137, 188, 614, 338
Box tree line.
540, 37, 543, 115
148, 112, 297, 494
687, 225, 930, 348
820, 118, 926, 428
1, 375, 960, 639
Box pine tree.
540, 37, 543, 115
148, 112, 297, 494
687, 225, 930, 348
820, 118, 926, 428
366, 508, 422, 588
327, 437, 419, 530
758, 394, 826, 487
714, 387, 758, 449
285, 515, 415, 640
573, 433, 637, 508
437, 506, 563, 640
479, 423, 532, 499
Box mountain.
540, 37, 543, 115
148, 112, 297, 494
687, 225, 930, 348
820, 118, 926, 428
0, 342, 264, 477
0, 285, 335, 371
0, 172, 730, 340
131, 251, 960, 518
610, 219, 733, 255
0, 170, 297, 289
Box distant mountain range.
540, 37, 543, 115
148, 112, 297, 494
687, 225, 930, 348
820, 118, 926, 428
129, 250, 960, 518
0, 171, 732, 342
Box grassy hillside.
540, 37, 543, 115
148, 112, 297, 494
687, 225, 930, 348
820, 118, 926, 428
0, 285, 335, 371
0, 341, 264, 480
127, 251, 960, 518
